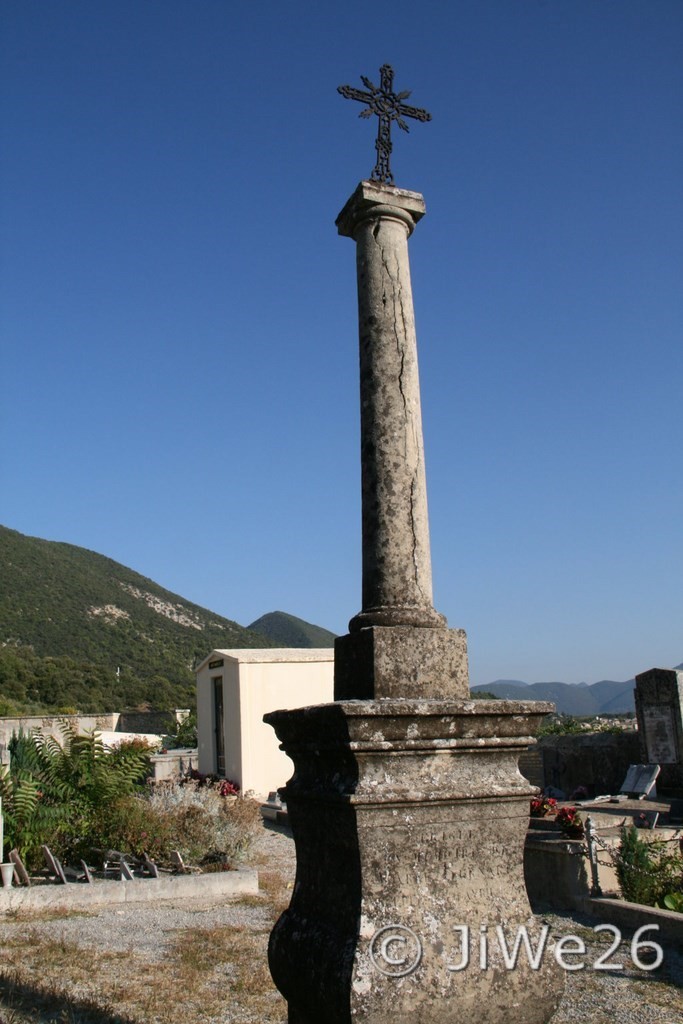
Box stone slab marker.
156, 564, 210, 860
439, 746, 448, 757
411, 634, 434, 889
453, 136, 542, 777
635, 667, 683, 790
265, 65, 563, 1024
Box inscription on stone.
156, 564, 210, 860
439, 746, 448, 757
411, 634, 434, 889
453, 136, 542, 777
370, 824, 512, 892
643, 705, 678, 764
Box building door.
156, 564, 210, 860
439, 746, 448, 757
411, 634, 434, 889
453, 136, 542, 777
213, 677, 225, 776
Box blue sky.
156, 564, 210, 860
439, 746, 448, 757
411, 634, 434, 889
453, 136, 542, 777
2, 1, 681, 685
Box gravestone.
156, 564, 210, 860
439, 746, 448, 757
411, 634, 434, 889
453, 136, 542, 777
619, 763, 660, 799
42, 844, 67, 885
634, 667, 683, 791
519, 747, 545, 790
9, 849, 30, 887
265, 66, 563, 1024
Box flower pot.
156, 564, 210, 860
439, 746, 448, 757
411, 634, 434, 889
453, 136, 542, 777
1, 863, 15, 888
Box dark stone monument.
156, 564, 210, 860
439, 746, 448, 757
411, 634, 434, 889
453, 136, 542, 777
265, 66, 563, 1024
635, 667, 683, 791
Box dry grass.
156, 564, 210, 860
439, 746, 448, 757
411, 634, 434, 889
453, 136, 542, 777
0, 916, 286, 1023
257, 870, 293, 913
2, 907, 96, 924
0, 870, 290, 1024
1, 895, 682, 1023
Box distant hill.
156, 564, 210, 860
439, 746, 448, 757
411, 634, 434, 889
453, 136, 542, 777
474, 667, 683, 714
471, 678, 638, 715
0, 525, 277, 713
248, 611, 336, 648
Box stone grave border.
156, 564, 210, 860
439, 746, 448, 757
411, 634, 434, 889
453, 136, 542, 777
574, 895, 683, 946
0, 867, 257, 914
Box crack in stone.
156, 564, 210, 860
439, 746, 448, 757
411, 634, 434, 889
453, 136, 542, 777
377, 234, 410, 433
409, 473, 428, 602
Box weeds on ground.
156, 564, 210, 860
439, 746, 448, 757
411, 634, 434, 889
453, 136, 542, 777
3, 907, 95, 924
0, 925, 284, 1023
0, 877, 287, 1023
0, 968, 135, 1024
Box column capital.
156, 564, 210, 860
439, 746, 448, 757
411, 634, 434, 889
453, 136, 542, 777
336, 180, 425, 239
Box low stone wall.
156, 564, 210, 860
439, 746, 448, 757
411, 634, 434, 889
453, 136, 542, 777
537, 731, 640, 798
0, 868, 257, 913
0, 711, 186, 764
524, 834, 590, 911
150, 747, 198, 782
119, 710, 179, 734
574, 895, 683, 946
0, 714, 119, 752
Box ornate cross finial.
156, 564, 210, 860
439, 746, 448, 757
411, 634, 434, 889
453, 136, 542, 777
338, 64, 432, 185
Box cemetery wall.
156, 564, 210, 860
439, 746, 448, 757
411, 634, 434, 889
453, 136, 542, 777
0, 710, 180, 759
0, 713, 119, 752
536, 731, 640, 797
118, 709, 179, 734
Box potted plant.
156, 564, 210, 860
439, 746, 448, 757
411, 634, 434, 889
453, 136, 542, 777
530, 796, 557, 818
556, 806, 584, 838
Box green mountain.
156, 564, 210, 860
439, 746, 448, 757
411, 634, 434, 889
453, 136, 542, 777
247, 611, 336, 648
0, 525, 276, 714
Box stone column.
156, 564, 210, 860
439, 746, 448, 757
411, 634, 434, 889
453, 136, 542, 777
337, 181, 440, 630
334, 181, 468, 700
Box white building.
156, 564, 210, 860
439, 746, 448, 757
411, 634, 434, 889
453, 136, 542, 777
195, 648, 334, 798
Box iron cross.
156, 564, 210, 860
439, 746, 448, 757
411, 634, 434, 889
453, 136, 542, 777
338, 64, 432, 185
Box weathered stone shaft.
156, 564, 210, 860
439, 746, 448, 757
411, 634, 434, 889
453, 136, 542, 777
337, 182, 443, 631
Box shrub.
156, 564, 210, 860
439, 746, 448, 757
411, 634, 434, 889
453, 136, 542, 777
163, 711, 198, 749
89, 795, 174, 862
0, 726, 149, 870
146, 781, 260, 866
538, 715, 585, 736
0, 729, 261, 872
108, 737, 158, 785
658, 891, 683, 913
617, 826, 683, 907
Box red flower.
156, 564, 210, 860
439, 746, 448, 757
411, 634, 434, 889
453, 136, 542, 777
219, 779, 240, 797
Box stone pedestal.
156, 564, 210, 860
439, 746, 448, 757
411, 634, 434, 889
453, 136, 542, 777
266, 699, 564, 1024
335, 626, 468, 700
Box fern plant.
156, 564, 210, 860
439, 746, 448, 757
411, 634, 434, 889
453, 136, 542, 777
0, 725, 150, 869
0, 762, 67, 868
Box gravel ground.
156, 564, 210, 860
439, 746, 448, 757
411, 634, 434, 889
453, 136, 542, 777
0, 823, 681, 1023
